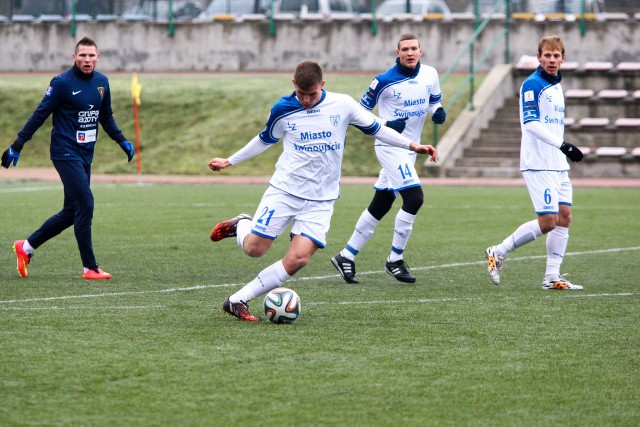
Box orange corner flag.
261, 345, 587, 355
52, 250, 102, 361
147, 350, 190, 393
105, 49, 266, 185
131, 72, 142, 106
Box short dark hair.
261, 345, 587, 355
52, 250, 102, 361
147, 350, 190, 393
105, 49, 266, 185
398, 33, 420, 49
293, 61, 323, 90
75, 36, 97, 53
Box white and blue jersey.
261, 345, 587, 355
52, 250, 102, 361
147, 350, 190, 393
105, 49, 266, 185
519, 66, 568, 171
16, 66, 125, 165
359, 60, 442, 191
258, 90, 382, 201
361, 62, 442, 146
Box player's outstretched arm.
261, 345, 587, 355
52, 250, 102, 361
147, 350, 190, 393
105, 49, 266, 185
208, 158, 231, 172
209, 136, 272, 173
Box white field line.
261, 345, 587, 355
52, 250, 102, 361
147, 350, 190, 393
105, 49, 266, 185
0, 305, 163, 311
1, 246, 639, 306
0, 183, 144, 193
0, 185, 63, 193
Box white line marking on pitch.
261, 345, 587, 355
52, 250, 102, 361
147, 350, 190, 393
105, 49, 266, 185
0, 305, 163, 311
1, 246, 638, 305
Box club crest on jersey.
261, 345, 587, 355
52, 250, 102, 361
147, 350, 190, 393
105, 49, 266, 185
393, 90, 401, 100
330, 115, 340, 127
97, 87, 104, 99
287, 122, 297, 131
45, 86, 53, 96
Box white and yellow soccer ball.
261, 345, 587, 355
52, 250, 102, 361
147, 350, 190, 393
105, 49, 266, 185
264, 287, 301, 324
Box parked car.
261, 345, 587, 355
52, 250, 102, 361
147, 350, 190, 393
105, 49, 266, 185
196, 0, 272, 20
465, 0, 527, 14
275, 0, 356, 19
121, 0, 202, 22
9, 0, 111, 20
532, 0, 605, 14
375, 0, 452, 19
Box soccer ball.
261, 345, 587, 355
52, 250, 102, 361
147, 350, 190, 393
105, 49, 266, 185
264, 287, 301, 324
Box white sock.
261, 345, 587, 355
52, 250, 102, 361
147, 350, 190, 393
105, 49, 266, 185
236, 218, 252, 249
498, 219, 543, 256
23, 240, 34, 254
230, 260, 291, 304
545, 226, 569, 279
341, 210, 379, 261
388, 209, 416, 263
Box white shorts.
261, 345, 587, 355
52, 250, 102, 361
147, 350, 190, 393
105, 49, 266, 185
523, 170, 572, 214
373, 145, 421, 192
250, 186, 334, 248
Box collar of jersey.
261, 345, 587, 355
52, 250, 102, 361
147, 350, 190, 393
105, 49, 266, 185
395, 58, 420, 78
293, 89, 327, 109
72, 65, 94, 80
536, 65, 561, 85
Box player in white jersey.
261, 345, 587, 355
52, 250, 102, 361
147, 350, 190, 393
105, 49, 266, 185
331, 34, 446, 284
485, 35, 584, 291
207, 61, 438, 321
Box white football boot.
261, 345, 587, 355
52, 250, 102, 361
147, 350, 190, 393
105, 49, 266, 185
485, 246, 506, 285
542, 274, 583, 290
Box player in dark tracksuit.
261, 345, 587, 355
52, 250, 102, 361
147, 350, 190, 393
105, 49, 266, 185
1, 36, 134, 280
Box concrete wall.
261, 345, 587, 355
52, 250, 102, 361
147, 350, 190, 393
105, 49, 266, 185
0, 18, 638, 72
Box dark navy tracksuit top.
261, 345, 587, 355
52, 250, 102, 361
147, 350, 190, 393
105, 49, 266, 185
16, 65, 125, 165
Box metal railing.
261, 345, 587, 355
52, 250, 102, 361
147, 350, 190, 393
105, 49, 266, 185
432, 0, 511, 146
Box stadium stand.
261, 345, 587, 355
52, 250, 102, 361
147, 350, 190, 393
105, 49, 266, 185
441, 61, 640, 178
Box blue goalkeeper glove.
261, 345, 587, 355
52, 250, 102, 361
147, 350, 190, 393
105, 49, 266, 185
431, 107, 446, 124
386, 117, 408, 134
118, 140, 134, 162
1, 145, 20, 169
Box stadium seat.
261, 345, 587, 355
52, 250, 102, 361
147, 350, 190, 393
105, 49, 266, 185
70, 14, 93, 21
565, 89, 594, 99
38, 14, 64, 22
212, 14, 235, 21
516, 55, 538, 70
583, 61, 614, 71
616, 62, 640, 72
423, 13, 448, 21
597, 89, 628, 99
578, 146, 592, 156
599, 13, 629, 21
631, 147, 640, 157
561, 61, 579, 71
541, 12, 565, 21
614, 118, 640, 127
634, 90, 640, 99
11, 14, 35, 22
564, 117, 576, 126
512, 12, 535, 20
95, 14, 118, 21
595, 147, 626, 156
579, 118, 610, 127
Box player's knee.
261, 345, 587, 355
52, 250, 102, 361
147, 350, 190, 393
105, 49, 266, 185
538, 215, 558, 233
400, 187, 424, 215
284, 254, 310, 273
244, 246, 267, 258
368, 190, 395, 220
242, 236, 270, 258
558, 210, 572, 227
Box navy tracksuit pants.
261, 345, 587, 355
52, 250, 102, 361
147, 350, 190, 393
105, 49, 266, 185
28, 160, 97, 269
